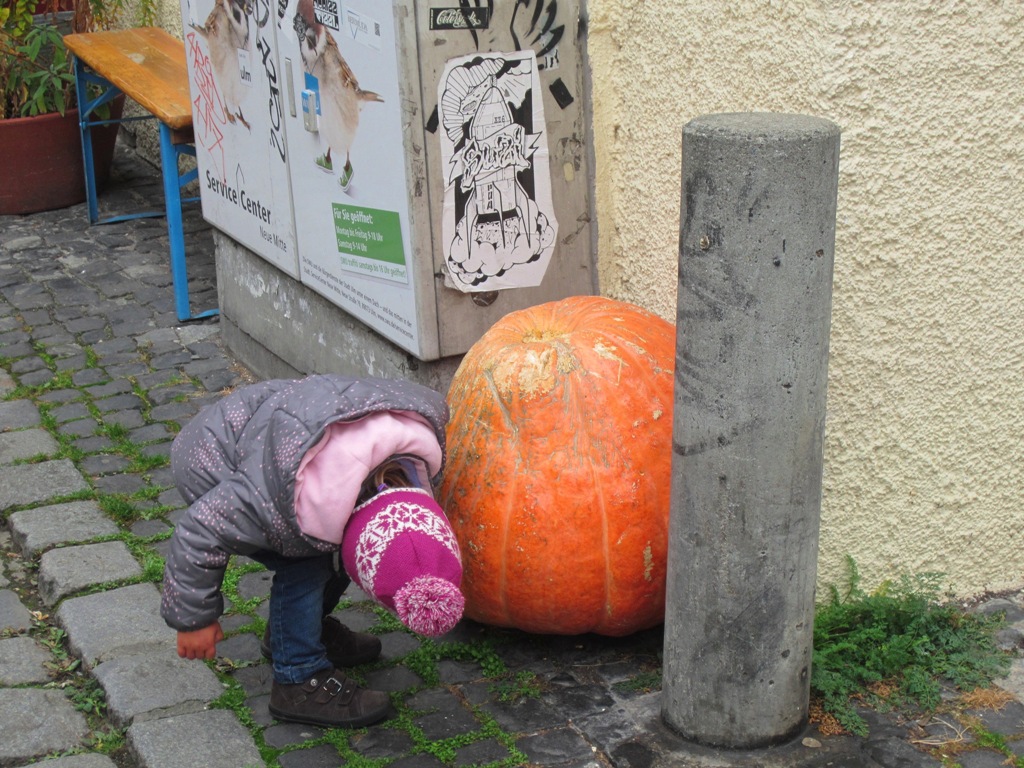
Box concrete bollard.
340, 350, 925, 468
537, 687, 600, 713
662, 113, 841, 748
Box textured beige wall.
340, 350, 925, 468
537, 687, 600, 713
157, 0, 182, 36
587, 0, 1024, 597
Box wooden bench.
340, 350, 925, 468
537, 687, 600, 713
63, 27, 217, 322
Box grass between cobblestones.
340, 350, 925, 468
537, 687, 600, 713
2, 335, 1020, 767
0, 338, 540, 767
212, 561, 533, 767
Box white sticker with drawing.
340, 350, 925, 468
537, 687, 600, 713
438, 50, 557, 292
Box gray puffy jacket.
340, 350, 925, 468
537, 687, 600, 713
160, 375, 448, 631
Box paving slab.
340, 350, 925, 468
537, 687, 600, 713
365, 665, 423, 692
0, 398, 42, 429
964, 698, 1024, 735
217, 631, 263, 664
0, 588, 32, 632
0, 635, 53, 685
93, 650, 227, 726
232, 663, 274, 696
39, 541, 144, 606
0, 459, 89, 510
262, 722, 325, 749
957, 752, 1012, 768
453, 738, 514, 766
0, 688, 89, 765
55, 583, 175, 670
130, 519, 172, 538
0, 369, 15, 395
277, 744, 343, 768
25, 755, 118, 768
574, 690, 661, 755
0, 428, 59, 464
351, 728, 417, 760
127, 709, 265, 768
8, 500, 121, 556
516, 726, 596, 765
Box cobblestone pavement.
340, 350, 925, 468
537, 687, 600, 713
2, 146, 1024, 768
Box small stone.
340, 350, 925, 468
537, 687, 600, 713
4, 236, 44, 251
0, 589, 33, 632
0, 636, 53, 685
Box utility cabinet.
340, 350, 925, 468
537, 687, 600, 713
179, 0, 594, 360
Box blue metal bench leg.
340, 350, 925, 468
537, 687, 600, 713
72, 58, 125, 225
73, 57, 101, 225
158, 123, 218, 322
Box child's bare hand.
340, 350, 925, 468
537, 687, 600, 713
177, 622, 224, 660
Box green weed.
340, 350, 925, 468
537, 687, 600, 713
124, 537, 166, 582
402, 638, 506, 687
613, 670, 663, 694
94, 419, 171, 474
97, 495, 138, 524
83, 346, 101, 369
125, 452, 169, 473
490, 670, 542, 702
812, 557, 1011, 736
221, 560, 268, 616
100, 422, 130, 442
68, 677, 108, 719
368, 604, 407, 634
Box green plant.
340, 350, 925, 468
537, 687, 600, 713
96, 420, 171, 474
368, 604, 407, 634
812, 557, 1011, 736
97, 494, 137, 524
221, 562, 266, 616
124, 536, 166, 582
83, 345, 100, 368
612, 670, 662, 695
0, 8, 74, 117
1, 0, 155, 119
490, 670, 541, 702
402, 638, 506, 688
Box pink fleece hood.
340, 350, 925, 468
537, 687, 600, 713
293, 411, 443, 545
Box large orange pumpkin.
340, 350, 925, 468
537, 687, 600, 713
438, 296, 676, 636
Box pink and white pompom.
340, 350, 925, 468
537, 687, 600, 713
395, 575, 465, 637
341, 487, 465, 636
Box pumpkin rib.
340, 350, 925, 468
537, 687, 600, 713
580, 331, 657, 634
581, 381, 613, 630
496, 452, 515, 626
586, 322, 663, 632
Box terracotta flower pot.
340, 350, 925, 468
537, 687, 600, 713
0, 96, 123, 216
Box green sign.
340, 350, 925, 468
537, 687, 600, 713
332, 203, 407, 283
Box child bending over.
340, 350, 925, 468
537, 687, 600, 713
161, 375, 464, 729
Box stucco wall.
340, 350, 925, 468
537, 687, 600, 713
587, 1, 1024, 597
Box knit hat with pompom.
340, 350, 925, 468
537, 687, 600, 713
340, 487, 464, 637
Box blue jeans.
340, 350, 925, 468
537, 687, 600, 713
251, 551, 350, 684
